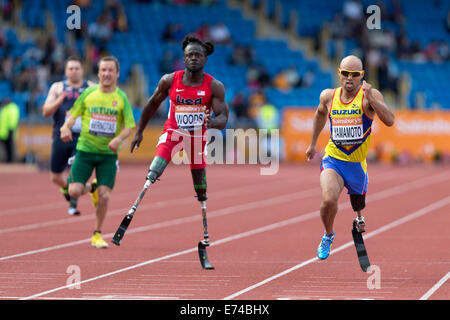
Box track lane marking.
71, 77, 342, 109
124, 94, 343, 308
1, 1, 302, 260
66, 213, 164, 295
419, 271, 450, 300
18, 176, 450, 300
222, 195, 450, 300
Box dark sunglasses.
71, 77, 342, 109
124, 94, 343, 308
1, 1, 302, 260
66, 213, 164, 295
338, 69, 363, 77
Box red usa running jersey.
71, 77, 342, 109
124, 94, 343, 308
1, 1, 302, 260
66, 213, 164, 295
165, 70, 213, 132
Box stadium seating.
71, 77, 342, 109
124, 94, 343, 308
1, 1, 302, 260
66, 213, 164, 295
2, 0, 449, 121
262, 0, 450, 109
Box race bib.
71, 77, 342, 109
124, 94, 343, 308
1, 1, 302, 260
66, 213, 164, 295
174, 105, 205, 131
331, 117, 364, 146
89, 113, 117, 137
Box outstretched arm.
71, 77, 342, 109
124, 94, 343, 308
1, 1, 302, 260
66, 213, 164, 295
130, 73, 173, 152
306, 89, 333, 161
205, 79, 229, 130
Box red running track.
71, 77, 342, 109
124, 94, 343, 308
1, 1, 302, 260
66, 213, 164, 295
0, 163, 449, 300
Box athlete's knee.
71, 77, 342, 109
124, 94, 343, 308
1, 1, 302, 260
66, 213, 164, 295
98, 188, 111, 207
191, 168, 207, 202
146, 156, 168, 183
350, 194, 366, 212
321, 198, 338, 211
50, 172, 65, 186
68, 183, 83, 199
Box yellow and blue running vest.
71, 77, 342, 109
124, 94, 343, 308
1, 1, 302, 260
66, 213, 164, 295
324, 86, 373, 164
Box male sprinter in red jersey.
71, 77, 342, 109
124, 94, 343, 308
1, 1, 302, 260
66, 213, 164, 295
306, 55, 394, 260
130, 35, 229, 245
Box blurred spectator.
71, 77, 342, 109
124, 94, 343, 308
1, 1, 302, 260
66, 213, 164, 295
273, 66, 301, 92
342, 0, 363, 21
410, 41, 426, 62
329, 13, 350, 39
105, 0, 128, 32
272, 70, 290, 92
0, 98, 20, 163
1, 55, 13, 81
423, 40, 450, 62
254, 99, 280, 158
423, 41, 440, 62
369, 30, 396, 52
300, 66, 316, 88
437, 41, 449, 61
74, 0, 92, 9
255, 101, 279, 132
229, 44, 253, 66
392, 0, 405, 24
396, 29, 412, 59
74, 21, 89, 41
159, 50, 175, 74
342, 0, 365, 41
162, 23, 185, 43
230, 92, 250, 120
0, 28, 5, 47
246, 63, 270, 91
209, 22, 231, 44
159, 50, 184, 73
378, 54, 399, 94
195, 23, 211, 41
172, 54, 184, 71
1, 0, 14, 21
446, 11, 450, 33
88, 12, 113, 49
247, 90, 266, 121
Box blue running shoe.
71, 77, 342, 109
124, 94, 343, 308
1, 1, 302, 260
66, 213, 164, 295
317, 232, 335, 260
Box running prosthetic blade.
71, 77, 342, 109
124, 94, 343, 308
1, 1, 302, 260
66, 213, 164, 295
111, 214, 133, 246
198, 241, 214, 270
112, 179, 152, 246
352, 220, 371, 272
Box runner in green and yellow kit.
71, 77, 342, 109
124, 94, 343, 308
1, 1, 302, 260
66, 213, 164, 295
60, 56, 136, 248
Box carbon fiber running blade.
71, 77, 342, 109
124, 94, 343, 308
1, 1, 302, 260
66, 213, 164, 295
198, 242, 214, 270
111, 214, 133, 246
352, 222, 371, 272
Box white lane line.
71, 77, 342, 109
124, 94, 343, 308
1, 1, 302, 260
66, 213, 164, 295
0, 175, 305, 234
0, 187, 319, 261
222, 195, 450, 300
0, 170, 303, 217
18, 192, 450, 300
419, 271, 450, 300
2, 170, 448, 261
0, 167, 408, 217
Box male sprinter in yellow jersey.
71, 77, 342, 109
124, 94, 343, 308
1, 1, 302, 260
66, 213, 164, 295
60, 56, 136, 248
306, 55, 394, 260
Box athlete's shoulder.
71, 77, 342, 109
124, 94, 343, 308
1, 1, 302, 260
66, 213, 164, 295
77, 84, 98, 101
116, 87, 127, 96
320, 88, 335, 104
116, 87, 131, 103
82, 84, 99, 95
204, 72, 214, 80
211, 78, 225, 97
211, 77, 224, 89
49, 81, 64, 92
158, 73, 175, 90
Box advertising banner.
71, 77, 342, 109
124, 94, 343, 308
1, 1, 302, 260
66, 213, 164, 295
281, 108, 450, 162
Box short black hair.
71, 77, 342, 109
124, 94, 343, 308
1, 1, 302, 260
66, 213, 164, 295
182, 34, 214, 56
